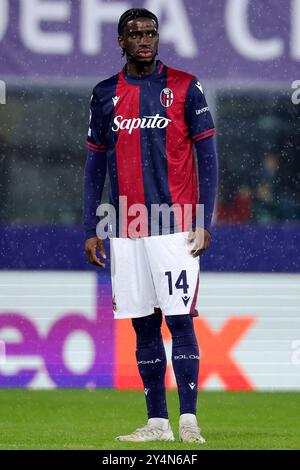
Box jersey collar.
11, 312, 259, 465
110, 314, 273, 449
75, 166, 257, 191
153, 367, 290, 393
121, 60, 165, 85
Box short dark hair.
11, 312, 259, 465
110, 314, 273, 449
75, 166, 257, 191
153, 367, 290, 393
118, 8, 159, 36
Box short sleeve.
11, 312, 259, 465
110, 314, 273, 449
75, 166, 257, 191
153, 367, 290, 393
185, 78, 216, 143
86, 90, 108, 153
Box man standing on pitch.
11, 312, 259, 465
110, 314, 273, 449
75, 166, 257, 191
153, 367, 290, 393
84, 8, 218, 443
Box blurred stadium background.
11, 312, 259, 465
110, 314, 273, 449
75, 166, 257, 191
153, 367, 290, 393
0, 0, 300, 401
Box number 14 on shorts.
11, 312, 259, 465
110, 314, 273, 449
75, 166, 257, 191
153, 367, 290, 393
165, 270, 191, 307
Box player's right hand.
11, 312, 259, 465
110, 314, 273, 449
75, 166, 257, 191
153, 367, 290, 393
85, 237, 107, 268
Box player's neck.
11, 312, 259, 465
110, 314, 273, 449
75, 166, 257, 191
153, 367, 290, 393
125, 60, 157, 78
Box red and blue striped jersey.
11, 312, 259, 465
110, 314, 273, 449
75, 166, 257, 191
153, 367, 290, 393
86, 60, 216, 237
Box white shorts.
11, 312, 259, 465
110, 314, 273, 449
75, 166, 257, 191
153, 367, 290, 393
110, 232, 200, 319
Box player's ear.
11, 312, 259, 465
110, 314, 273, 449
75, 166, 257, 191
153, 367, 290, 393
118, 36, 126, 57
118, 36, 124, 50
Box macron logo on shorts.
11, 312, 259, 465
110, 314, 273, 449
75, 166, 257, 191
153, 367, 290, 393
182, 295, 190, 307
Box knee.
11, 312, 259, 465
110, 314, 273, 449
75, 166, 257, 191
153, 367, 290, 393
132, 311, 163, 347
165, 315, 198, 349
165, 314, 194, 338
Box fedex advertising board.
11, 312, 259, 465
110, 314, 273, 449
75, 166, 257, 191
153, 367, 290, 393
0, 271, 299, 390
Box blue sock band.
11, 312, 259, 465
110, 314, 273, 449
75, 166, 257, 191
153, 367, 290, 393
132, 312, 168, 419
165, 315, 199, 415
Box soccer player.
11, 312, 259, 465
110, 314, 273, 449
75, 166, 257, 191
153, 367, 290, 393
83, 8, 218, 443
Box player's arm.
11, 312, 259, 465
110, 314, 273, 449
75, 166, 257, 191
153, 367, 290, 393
191, 136, 218, 256
185, 78, 218, 257
83, 90, 108, 267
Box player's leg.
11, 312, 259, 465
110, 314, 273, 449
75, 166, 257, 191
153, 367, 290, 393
132, 310, 168, 420
165, 314, 205, 443
111, 237, 174, 442
144, 231, 205, 443
165, 314, 199, 416
116, 311, 174, 442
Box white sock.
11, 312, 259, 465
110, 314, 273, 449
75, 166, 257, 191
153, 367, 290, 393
148, 417, 169, 430
179, 413, 197, 425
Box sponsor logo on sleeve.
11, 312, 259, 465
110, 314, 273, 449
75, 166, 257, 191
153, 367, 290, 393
195, 107, 209, 115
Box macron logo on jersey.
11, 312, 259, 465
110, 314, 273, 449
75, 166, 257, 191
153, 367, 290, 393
112, 96, 120, 107
112, 114, 172, 135
195, 81, 203, 94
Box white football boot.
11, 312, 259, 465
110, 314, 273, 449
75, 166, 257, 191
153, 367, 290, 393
179, 414, 206, 444
116, 418, 175, 442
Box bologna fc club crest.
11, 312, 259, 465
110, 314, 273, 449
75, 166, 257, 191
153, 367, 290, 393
160, 88, 174, 108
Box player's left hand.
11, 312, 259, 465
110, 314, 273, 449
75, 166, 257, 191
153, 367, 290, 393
188, 227, 211, 257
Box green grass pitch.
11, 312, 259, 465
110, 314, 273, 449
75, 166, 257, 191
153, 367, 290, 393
0, 390, 299, 450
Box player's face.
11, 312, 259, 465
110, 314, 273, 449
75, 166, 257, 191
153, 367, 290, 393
118, 17, 159, 65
